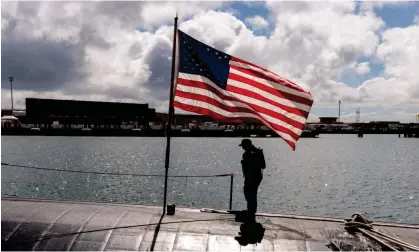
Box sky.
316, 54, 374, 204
1, 0, 419, 123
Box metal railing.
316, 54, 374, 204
1, 162, 236, 210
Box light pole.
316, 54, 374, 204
9, 76, 14, 115
338, 100, 341, 122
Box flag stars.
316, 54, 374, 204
179, 32, 230, 90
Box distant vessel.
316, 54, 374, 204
149, 122, 163, 130
171, 125, 183, 130
198, 122, 225, 131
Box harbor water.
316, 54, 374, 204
1, 135, 418, 224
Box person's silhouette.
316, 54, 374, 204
239, 139, 265, 223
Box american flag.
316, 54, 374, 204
173, 30, 314, 150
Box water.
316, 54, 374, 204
1, 135, 418, 224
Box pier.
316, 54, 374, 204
2, 198, 418, 251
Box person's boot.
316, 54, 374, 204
246, 212, 256, 224
234, 210, 248, 222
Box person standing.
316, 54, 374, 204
239, 139, 266, 223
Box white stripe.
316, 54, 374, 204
177, 82, 307, 125
229, 92, 307, 123
176, 83, 303, 135
230, 60, 308, 92
177, 84, 247, 108
174, 95, 297, 144
178, 73, 309, 119
178, 73, 232, 97
177, 73, 306, 125
229, 61, 313, 101
227, 78, 312, 112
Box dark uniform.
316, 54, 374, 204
240, 141, 264, 222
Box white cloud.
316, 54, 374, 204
307, 110, 418, 123
259, 1, 385, 106
139, 1, 227, 30
345, 61, 371, 76
245, 15, 269, 30
341, 110, 418, 123
358, 1, 413, 13
1, 1, 418, 120
307, 113, 320, 123
361, 22, 419, 106
355, 62, 371, 75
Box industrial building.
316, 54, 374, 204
318, 117, 340, 124
21, 98, 156, 128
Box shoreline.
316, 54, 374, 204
2, 128, 419, 137
1, 128, 320, 138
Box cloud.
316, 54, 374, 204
1, 34, 86, 92
341, 110, 418, 123
307, 110, 418, 123
358, 1, 413, 13
139, 1, 228, 30
360, 22, 419, 105
1, 1, 418, 122
260, 1, 385, 106
245, 15, 269, 30
355, 62, 371, 75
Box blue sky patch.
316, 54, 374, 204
228, 1, 272, 36
340, 56, 385, 87
374, 2, 419, 28
229, 1, 270, 21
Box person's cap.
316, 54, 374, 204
239, 138, 252, 146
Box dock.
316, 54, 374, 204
2, 197, 418, 251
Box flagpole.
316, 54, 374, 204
162, 14, 178, 215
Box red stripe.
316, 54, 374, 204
178, 77, 308, 118
173, 101, 296, 149
174, 100, 257, 124
225, 84, 309, 118
177, 78, 233, 101
230, 56, 309, 94
177, 78, 306, 128
229, 65, 314, 106
175, 89, 302, 140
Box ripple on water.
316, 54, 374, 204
1, 135, 418, 224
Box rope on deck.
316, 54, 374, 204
343, 213, 419, 251
0, 162, 231, 178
